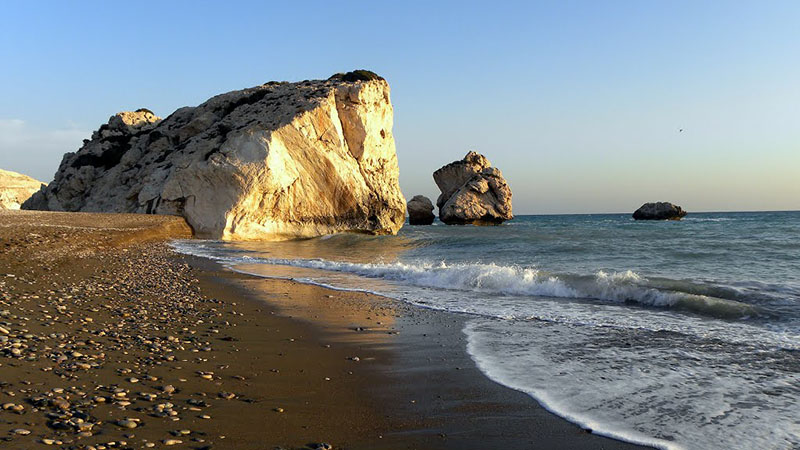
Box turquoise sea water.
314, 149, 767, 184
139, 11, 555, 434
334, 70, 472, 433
174, 211, 800, 449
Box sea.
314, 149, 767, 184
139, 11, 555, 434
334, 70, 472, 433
173, 211, 800, 450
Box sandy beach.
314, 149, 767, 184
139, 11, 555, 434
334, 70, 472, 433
0, 210, 646, 449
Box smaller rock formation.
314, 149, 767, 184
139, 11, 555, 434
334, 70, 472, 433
407, 195, 435, 225
433, 151, 513, 225
0, 169, 44, 210
632, 202, 687, 220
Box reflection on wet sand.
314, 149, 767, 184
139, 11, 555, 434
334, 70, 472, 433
222, 232, 417, 263
235, 265, 399, 347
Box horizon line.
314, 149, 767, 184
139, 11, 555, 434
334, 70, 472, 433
510, 209, 800, 216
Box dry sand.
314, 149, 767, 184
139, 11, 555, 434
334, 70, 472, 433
0, 210, 647, 449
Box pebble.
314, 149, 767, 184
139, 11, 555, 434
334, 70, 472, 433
51, 397, 70, 410
1, 226, 348, 449
117, 418, 139, 429
2, 402, 24, 413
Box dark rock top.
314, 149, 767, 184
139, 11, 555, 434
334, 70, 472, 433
407, 195, 435, 225
632, 202, 687, 220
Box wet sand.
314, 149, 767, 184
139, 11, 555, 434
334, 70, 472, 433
0, 210, 647, 449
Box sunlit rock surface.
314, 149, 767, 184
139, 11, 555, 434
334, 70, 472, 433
433, 151, 512, 225
0, 169, 44, 210
23, 71, 406, 240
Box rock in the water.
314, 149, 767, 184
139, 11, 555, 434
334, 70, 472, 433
407, 195, 435, 225
22, 72, 406, 240
432, 151, 490, 209
433, 152, 512, 225
632, 202, 687, 220
0, 169, 44, 210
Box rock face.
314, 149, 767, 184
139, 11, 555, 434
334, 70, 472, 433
632, 202, 687, 220
407, 195, 435, 225
23, 71, 406, 240
433, 151, 513, 225
0, 169, 44, 210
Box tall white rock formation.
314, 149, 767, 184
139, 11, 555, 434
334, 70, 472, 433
23, 71, 406, 240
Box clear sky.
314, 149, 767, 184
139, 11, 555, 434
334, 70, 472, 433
1, 1, 798, 214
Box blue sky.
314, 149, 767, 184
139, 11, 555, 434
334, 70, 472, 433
1, 1, 798, 213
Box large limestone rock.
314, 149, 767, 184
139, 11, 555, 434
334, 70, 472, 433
433, 152, 513, 225
23, 71, 406, 240
0, 169, 44, 210
632, 202, 687, 220
407, 195, 435, 225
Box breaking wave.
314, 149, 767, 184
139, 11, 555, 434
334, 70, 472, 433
173, 241, 759, 320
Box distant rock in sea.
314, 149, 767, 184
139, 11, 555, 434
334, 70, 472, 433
23, 71, 406, 240
632, 202, 687, 220
0, 169, 44, 210
407, 195, 435, 225
433, 151, 512, 225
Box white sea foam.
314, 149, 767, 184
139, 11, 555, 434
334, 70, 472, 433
172, 241, 757, 317
464, 319, 800, 450
172, 240, 800, 349
172, 238, 800, 450
171, 211, 800, 450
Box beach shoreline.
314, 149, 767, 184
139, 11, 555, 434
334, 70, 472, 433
1, 211, 647, 449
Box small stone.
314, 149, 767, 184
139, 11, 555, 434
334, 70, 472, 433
117, 418, 138, 429
12, 428, 31, 435
163, 439, 182, 445
51, 397, 70, 410
273, 407, 284, 413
